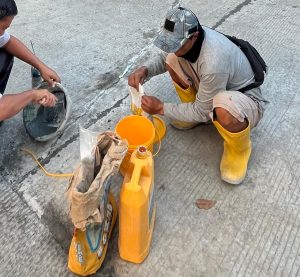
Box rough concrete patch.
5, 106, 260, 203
171, 0, 182, 9
18, 187, 44, 218
142, 28, 158, 40
41, 200, 73, 251
94, 68, 122, 90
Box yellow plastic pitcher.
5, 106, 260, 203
118, 146, 156, 263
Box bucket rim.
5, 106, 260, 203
115, 115, 155, 149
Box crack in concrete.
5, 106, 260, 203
92, 67, 122, 91
84, 93, 128, 128
212, 0, 252, 29
14, 94, 128, 185
119, 42, 155, 78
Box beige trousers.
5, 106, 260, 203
166, 53, 263, 128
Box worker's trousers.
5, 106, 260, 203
0, 48, 14, 95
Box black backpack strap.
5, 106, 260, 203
204, 26, 267, 92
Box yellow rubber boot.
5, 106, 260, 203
171, 81, 198, 130
213, 121, 252, 185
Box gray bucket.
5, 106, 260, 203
23, 82, 72, 142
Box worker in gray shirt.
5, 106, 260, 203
128, 7, 268, 185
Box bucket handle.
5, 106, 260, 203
148, 115, 162, 157
153, 128, 162, 157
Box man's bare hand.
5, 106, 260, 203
3, 36, 61, 87
141, 95, 164, 115
32, 89, 57, 107
128, 66, 148, 90
39, 65, 61, 87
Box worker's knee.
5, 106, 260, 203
214, 107, 238, 127
212, 92, 241, 127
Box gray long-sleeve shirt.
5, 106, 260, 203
145, 27, 267, 123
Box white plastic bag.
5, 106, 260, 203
129, 84, 147, 116
79, 126, 99, 161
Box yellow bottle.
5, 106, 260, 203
119, 146, 156, 263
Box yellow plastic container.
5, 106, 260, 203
115, 115, 166, 176
130, 103, 143, 116
172, 81, 197, 103
118, 146, 156, 263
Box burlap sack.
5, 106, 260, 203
66, 131, 128, 230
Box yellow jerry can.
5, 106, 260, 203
118, 146, 156, 263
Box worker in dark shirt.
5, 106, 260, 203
0, 0, 59, 123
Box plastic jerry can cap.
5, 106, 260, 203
137, 146, 148, 158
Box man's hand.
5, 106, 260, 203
141, 95, 164, 115
32, 89, 57, 107
128, 66, 148, 90
3, 36, 61, 87
39, 65, 61, 87
0, 89, 57, 121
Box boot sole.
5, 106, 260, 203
221, 175, 245, 185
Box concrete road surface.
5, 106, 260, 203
0, 0, 299, 276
